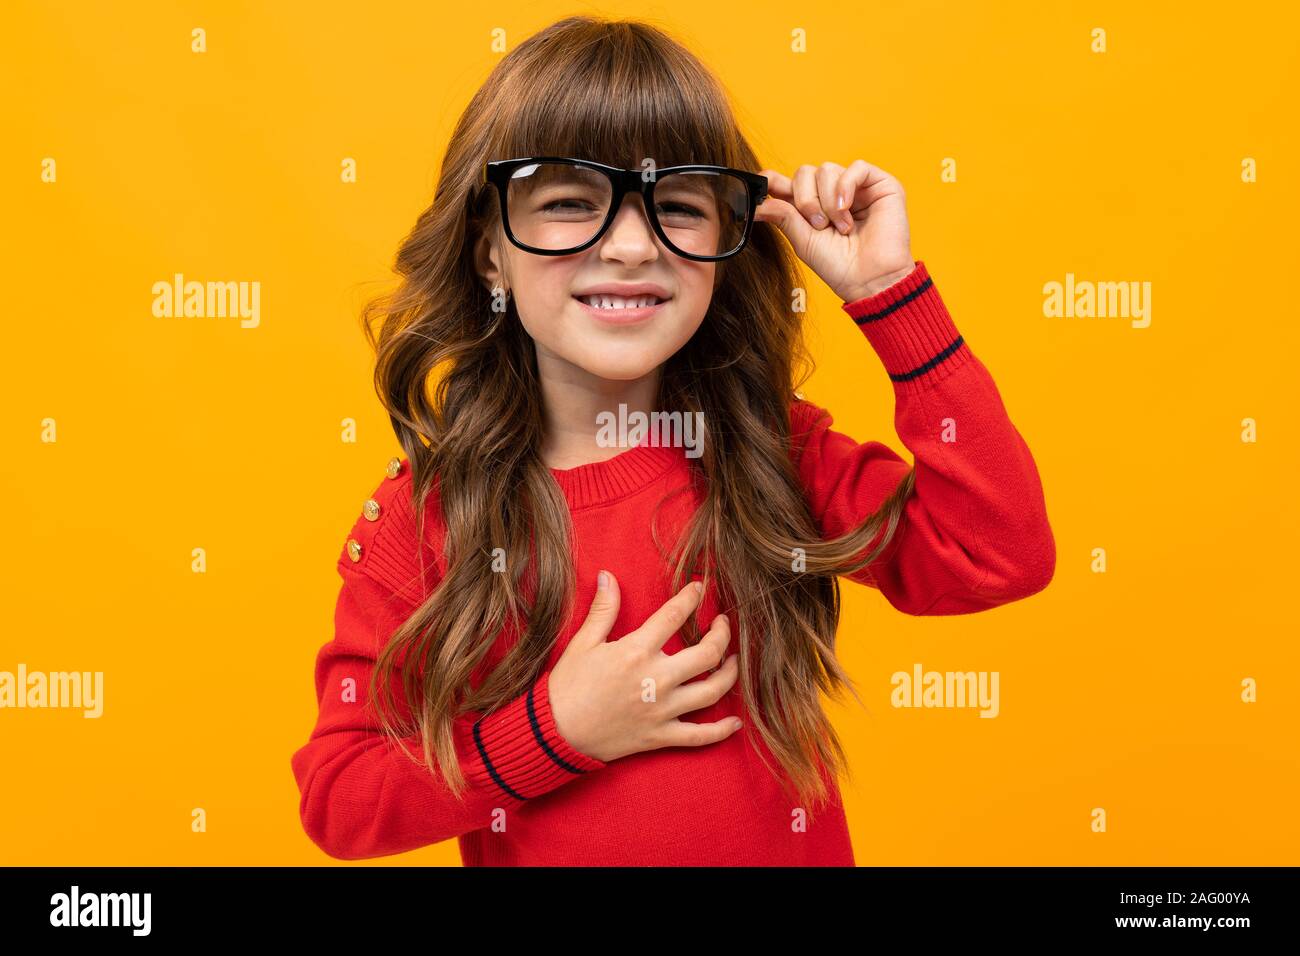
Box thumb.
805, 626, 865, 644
570, 569, 621, 650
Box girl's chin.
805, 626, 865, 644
564, 352, 665, 383
582, 366, 662, 383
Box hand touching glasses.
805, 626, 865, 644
755, 160, 915, 303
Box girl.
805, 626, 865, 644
291, 15, 1054, 866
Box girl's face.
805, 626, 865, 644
477, 193, 717, 384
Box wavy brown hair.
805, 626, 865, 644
363, 15, 916, 815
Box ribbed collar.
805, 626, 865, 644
548, 437, 683, 510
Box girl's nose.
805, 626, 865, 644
599, 195, 659, 264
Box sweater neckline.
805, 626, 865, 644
547, 437, 683, 509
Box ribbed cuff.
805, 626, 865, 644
465, 670, 606, 802
840, 260, 972, 392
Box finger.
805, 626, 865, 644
819, 162, 854, 234
629, 579, 704, 654
836, 159, 901, 215
791, 164, 830, 230
661, 612, 732, 687
753, 193, 814, 255
569, 568, 621, 651
650, 714, 744, 750
758, 168, 793, 200
815, 162, 850, 233
665, 649, 739, 718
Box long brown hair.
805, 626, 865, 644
363, 15, 916, 815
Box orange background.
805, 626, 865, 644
2, 0, 1296, 864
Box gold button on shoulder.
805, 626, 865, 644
386, 457, 403, 479
346, 539, 363, 562
362, 498, 381, 521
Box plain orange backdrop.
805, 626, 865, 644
2, 0, 1296, 865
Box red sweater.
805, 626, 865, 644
290, 260, 1055, 865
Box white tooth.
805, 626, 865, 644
581, 294, 662, 309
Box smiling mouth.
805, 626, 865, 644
573, 294, 670, 309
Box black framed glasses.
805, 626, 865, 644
479, 156, 768, 262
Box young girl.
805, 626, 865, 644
291, 15, 1054, 866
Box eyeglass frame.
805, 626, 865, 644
477, 156, 769, 262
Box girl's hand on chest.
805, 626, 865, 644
547, 572, 744, 764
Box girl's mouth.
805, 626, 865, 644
572, 294, 670, 324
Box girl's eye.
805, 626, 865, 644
656, 201, 706, 219
541, 198, 598, 215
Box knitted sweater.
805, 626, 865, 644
290, 260, 1055, 865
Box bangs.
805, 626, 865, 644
494, 24, 740, 171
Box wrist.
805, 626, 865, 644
839, 263, 917, 303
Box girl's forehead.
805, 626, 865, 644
505, 118, 727, 168
505, 143, 721, 169
505, 155, 702, 169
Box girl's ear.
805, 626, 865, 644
472, 225, 505, 293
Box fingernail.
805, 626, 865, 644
694, 581, 704, 595
597, 570, 608, 590
811, 213, 827, 228
836, 194, 844, 210
730, 718, 743, 730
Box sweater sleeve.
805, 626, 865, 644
790, 260, 1056, 615
289, 465, 606, 861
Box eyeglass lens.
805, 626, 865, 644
505, 161, 750, 257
